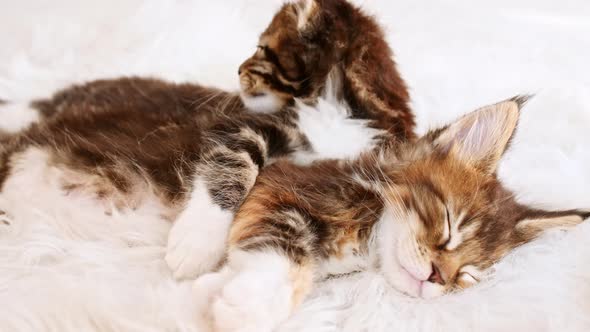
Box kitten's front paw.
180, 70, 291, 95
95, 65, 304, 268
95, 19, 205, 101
194, 252, 294, 332
195, 272, 280, 332
211, 285, 278, 332
165, 200, 233, 280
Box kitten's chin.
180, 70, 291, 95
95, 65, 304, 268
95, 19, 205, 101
240, 91, 285, 114
379, 253, 422, 297
375, 214, 446, 299
375, 219, 423, 298
380, 259, 446, 298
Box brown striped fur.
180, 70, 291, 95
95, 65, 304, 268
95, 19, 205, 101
31, 77, 244, 125
0, 104, 305, 205
230, 159, 382, 263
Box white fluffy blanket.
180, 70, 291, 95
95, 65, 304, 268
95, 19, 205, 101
1, 1, 590, 331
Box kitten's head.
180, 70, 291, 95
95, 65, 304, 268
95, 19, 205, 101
376, 97, 589, 298
238, 0, 365, 113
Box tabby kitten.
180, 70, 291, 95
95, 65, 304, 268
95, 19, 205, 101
194, 97, 589, 332
239, 0, 414, 140
0, 0, 412, 280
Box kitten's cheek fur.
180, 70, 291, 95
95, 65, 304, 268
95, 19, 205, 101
239, 91, 285, 114
165, 178, 233, 280
194, 250, 300, 332
376, 209, 424, 298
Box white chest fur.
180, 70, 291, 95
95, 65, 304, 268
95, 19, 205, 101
292, 97, 384, 165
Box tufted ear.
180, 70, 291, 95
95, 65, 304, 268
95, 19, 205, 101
433, 96, 529, 174
515, 209, 589, 240
294, 0, 319, 30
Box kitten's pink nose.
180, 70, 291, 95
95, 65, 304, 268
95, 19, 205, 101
427, 263, 444, 285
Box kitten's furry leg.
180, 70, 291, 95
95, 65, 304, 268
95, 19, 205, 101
165, 177, 235, 279
165, 114, 302, 280
195, 250, 314, 332
194, 206, 316, 331
166, 138, 262, 279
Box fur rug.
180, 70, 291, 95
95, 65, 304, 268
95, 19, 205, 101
1, 1, 590, 331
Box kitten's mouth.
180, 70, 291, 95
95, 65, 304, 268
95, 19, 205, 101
397, 263, 424, 297
239, 90, 284, 114
397, 263, 446, 299
244, 91, 265, 98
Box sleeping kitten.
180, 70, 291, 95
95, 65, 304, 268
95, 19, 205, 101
0, 0, 412, 280
194, 97, 589, 332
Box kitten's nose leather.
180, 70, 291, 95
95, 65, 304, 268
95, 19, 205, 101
427, 263, 444, 285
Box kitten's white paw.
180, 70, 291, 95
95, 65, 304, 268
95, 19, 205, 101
196, 251, 294, 332
211, 275, 278, 332
165, 180, 233, 280
192, 268, 233, 330
165, 211, 231, 280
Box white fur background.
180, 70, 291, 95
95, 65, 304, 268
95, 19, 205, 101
1, 0, 590, 331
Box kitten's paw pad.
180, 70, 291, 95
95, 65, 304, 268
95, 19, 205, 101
165, 213, 231, 280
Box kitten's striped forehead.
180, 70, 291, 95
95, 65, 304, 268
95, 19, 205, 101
445, 210, 474, 251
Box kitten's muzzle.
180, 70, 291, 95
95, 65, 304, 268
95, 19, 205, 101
238, 65, 261, 96
239, 72, 270, 99
239, 74, 254, 93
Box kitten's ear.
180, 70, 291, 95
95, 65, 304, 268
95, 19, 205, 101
432, 96, 529, 174
515, 209, 589, 240
295, 0, 322, 32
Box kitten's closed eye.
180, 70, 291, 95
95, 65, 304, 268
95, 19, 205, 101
436, 207, 452, 250
455, 266, 482, 289
458, 272, 478, 284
